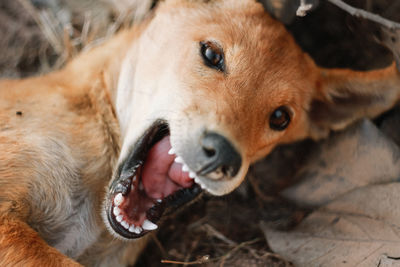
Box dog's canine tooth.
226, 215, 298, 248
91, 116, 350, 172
113, 207, 121, 216
174, 156, 184, 164
189, 172, 196, 179
182, 164, 189, 172
142, 220, 158, 231
121, 220, 130, 229
168, 148, 175, 155
114, 193, 124, 206
116, 215, 123, 222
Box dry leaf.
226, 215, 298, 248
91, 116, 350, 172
262, 183, 400, 266
281, 119, 400, 207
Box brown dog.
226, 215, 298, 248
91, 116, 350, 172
1, 0, 399, 266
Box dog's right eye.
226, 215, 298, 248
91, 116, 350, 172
200, 41, 225, 72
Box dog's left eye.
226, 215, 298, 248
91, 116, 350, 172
270, 106, 291, 131
200, 41, 225, 72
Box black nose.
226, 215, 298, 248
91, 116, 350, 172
198, 132, 242, 179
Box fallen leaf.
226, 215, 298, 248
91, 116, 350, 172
281, 119, 400, 207
262, 183, 400, 266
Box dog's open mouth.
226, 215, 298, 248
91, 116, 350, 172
107, 121, 202, 239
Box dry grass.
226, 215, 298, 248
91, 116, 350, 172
0, 0, 153, 77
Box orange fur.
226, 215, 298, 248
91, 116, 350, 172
0, 217, 81, 266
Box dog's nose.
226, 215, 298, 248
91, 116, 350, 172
198, 132, 242, 179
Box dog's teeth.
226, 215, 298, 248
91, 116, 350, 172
121, 220, 130, 229
128, 225, 136, 233
175, 156, 184, 164
200, 183, 207, 190
168, 148, 175, 155
139, 182, 144, 191
134, 226, 142, 234
194, 177, 201, 184
113, 207, 121, 216
142, 219, 158, 230
114, 193, 124, 206
116, 215, 123, 222
182, 164, 189, 172
189, 172, 196, 179
157, 199, 162, 203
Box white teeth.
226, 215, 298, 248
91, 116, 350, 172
121, 220, 129, 229
114, 193, 124, 206
128, 225, 142, 234
116, 215, 123, 222
157, 199, 162, 203
128, 225, 136, 233
189, 172, 196, 179
139, 182, 144, 191
168, 148, 175, 155
175, 156, 184, 164
182, 164, 189, 172
193, 176, 208, 191
142, 219, 158, 230
134, 226, 142, 234
113, 207, 121, 216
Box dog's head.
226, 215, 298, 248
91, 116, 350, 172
104, 0, 400, 239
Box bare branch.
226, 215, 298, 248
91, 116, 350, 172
325, 0, 400, 30
296, 0, 313, 17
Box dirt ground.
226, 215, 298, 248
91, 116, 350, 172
1, 0, 400, 266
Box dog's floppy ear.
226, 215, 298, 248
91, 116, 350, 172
308, 63, 400, 139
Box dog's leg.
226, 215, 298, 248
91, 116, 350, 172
0, 216, 82, 267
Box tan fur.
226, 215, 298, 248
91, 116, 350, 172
0, 0, 399, 265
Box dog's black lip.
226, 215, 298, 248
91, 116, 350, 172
106, 119, 203, 239
110, 119, 169, 193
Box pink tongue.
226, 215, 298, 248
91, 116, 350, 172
142, 136, 193, 199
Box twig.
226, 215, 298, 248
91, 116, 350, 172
325, 0, 400, 30
161, 255, 212, 265
161, 238, 261, 266
296, 0, 313, 17
151, 233, 168, 258
219, 238, 262, 267
202, 224, 237, 246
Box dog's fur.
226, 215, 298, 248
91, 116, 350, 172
1, 0, 399, 265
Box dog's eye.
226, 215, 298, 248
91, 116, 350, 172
270, 106, 291, 131
200, 41, 225, 72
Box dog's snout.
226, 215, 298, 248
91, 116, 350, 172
198, 132, 242, 179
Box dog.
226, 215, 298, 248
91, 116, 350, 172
1, 0, 399, 266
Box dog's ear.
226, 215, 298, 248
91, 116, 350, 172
308, 63, 400, 139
